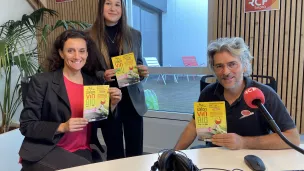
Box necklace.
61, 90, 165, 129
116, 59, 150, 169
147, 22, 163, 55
106, 31, 118, 43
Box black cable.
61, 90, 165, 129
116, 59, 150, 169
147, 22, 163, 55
255, 102, 304, 155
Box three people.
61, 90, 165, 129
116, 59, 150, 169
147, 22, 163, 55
19, 30, 122, 171
174, 37, 300, 150
88, 0, 149, 160
19, 1, 301, 169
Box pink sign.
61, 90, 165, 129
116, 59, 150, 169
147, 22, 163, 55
244, 0, 280, 13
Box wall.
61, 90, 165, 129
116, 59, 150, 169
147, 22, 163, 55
0, 0, 34, 123
133, 0, 167, 12
162, 0, 208, 67
209, 0, 304, 133
0, 0, 33, 25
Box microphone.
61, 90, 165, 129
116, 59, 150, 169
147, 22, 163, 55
244, 87, 304, 155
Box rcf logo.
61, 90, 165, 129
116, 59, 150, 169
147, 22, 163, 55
249, 0, 269, 7
244, 87, 257, 94
245, 0, 280, 13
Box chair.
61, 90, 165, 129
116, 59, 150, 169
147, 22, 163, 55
144, 57, 178, 85
200, 75, 277, 92
182, 56, 202, 81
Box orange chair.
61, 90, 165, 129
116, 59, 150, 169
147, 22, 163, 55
182, 56, 200, 81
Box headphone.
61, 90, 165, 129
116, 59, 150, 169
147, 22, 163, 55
151, 149, 200, 171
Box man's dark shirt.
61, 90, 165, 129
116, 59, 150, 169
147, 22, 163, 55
194, 77, 296, 137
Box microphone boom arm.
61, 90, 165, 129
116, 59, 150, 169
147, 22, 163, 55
253, 99, 304, 155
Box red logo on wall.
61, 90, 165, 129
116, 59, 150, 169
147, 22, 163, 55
244, 0, 280, 13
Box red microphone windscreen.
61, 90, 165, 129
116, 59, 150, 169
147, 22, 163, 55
243, 87, 265, 108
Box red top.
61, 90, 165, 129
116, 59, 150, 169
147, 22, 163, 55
56, 76, 91, 152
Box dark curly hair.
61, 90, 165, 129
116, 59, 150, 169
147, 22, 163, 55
47, 29, 106, 75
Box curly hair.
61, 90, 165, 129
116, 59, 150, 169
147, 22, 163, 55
47, 29, 106, 75
207, 37, 253, 76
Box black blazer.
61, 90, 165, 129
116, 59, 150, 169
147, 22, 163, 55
19, 69, 104, 162
94, 28, 147, 116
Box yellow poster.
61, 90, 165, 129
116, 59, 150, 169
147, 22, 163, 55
83, 85, 109, 122
112, 52, 140, 88
194, 101, 227, 141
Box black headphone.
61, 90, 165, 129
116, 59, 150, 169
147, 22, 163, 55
151, 149, 200, 171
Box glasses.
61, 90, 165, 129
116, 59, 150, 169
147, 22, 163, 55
213, 61, 239, 73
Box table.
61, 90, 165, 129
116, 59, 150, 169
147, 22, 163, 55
59, 145, 304, 171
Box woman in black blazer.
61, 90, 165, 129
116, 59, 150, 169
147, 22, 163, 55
88, 0, 149, 160
19, 30, 121, 171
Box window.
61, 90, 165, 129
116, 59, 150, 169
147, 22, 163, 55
130, 0, 209, 114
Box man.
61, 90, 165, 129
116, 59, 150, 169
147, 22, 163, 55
174, 37, 300, 150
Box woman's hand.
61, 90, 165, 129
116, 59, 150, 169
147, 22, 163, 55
137, 65, 149, 77
109, 87, 122, 106
57, 118, 88, 133
109, 87, 122, 110
104, 69, 116, 82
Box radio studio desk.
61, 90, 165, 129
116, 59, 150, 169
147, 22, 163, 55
59, 144, 304, 171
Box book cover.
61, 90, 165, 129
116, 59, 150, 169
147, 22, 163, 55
83, 85, 109, 122
194, 101, 227, 141
112, 52, 140, 88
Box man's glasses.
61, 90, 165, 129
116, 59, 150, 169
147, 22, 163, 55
213, 61, 239, 73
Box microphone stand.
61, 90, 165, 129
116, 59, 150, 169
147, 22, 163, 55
253, 99, 304, 155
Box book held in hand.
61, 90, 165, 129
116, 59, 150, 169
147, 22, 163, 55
194, 101, 227, 141
83, 85, 109, 122
112, 52, 140, 88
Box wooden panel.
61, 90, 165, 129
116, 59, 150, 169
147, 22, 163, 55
38, 0, 98, 65
222, 0, 227, 37
27, 0, 46, 9
212, 0, 304, 133
288, 0, 296, 121
300, 0, 304, 133
217, 0, 223, 38
235, 0, 241, 37
293, 0, 302, 131
226, 0, 231, 37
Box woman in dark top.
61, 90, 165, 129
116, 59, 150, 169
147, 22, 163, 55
88, 0, 149, 160
19, 30, 121, 171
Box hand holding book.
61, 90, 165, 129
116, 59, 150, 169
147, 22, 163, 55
211, 133, 245, 150
104, 69, 117, 82
137, 65, 149, 77
109, 87, 122, 112
57, 118, 88, 133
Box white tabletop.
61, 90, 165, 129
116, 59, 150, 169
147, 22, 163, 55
59, 145, 304, 171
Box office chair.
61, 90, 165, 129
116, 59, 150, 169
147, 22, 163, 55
200, 75, 277, 92
20, 76, 104, 162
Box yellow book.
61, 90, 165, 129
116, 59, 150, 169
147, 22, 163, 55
194, 101, 227, 141
83, 85, 109, 122
112, 52, 140, 88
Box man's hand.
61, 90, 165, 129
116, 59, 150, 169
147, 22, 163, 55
137, 65, 149, 77
58, 118, 88, 133
211, 133, 245, 150
104, 69, 116, 82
